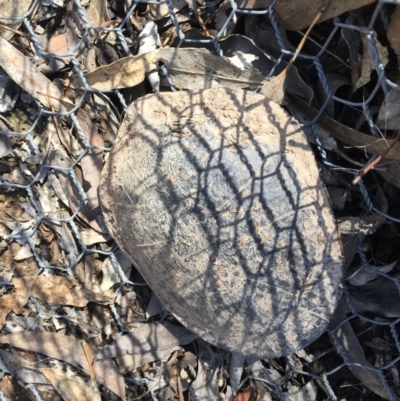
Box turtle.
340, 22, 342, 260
100, 88, 344, 358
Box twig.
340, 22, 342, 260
287, 0, 331, 67
177, 376, 184, 401
262, 0, 331, 102
0, 22, 26, 37
352, 132, 400, 185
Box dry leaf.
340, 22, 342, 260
376, 84, 400, 130
80, 228, 109, 246
76, 108, 104, 210
261, 2, 325, 105
274, 0, 377, 31
100, 258, 122, 291
315, 73, 350, 118
46, 149, 102, 231
0, 0, 32, 40
349, 277, 400, 318
98, 321, 197, 359
35, 365, 102, 401
346, 261, 397, 286
84, 51, 157, 90
0, 349, 49, 386
138, 20, 160, 55
84, 48, 267, 91
189, 359, 220, 401
159, 47, 266, 90
260, 70, 286, 104
229, 354, 245, 396
234, 388, 265, 401
0, 295, 25, 329
179, 33, 313, 103
376, 159, 400, 189
149, 0, 188, 20
12, 276, 114, 307
329, 298, 394, 400
0, 36, 68, 112
387, 5, 400, 55
46, 33, 71, 71
0, 331, 125, 400
116, 346, 184, 374
65, 0, 97, 72
284, 381, 317, 401
342, 14, 362, 92
0, 134, 14, 158
85, 0, 109, 27
0, 36, 104, 214
356, 31, 388, 89
288, 94, 400, 159
146, 293, 165, 318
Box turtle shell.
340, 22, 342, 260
100, 88, 343, 358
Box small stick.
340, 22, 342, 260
0, 22, 26, 37
287, 0, 331, 67
352, 132, 400, 185
262, 0, 331, 102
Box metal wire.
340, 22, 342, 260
0, 0, 399, 399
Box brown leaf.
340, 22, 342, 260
149, 0, 187, 20
85, 48, 267, 91
116, 346, 184, 374
262, 1, 325, 105
346, 261, 397, 286
47, 33, 71, 55
377, 83, 400, 130
76, 109, 104, 210
0, 37, 104, 219
349, 276, 400, 317
260, 70, 286, 104
85, 0, 109, 27
38, 222, 55, 243
12, 276, 114, 307
342, 14, 362, 92
0, 36, 68, 112
189, 359, 220, 401
288, 94, 400, 159
234, 388, 265, 401
158, 48, 266, 90
35, 366, 102, 401
0, 295, 25, 329
47, 148, 102, 231
84, 51, 158, 90
0, 331, 125, 400
274, 0, 376, 31
229, 353, 245, 396
98, 321, 197, 359
356, 31, 388, 89
329, 298, 394, 400
376, 159, 400, 189
0, 0, 32, 40
220, 35, 313, 103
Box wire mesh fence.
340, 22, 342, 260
0, 0, 400, 400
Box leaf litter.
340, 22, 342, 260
0, 0, 400, 400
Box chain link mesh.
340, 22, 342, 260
1, 0, 400, 399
